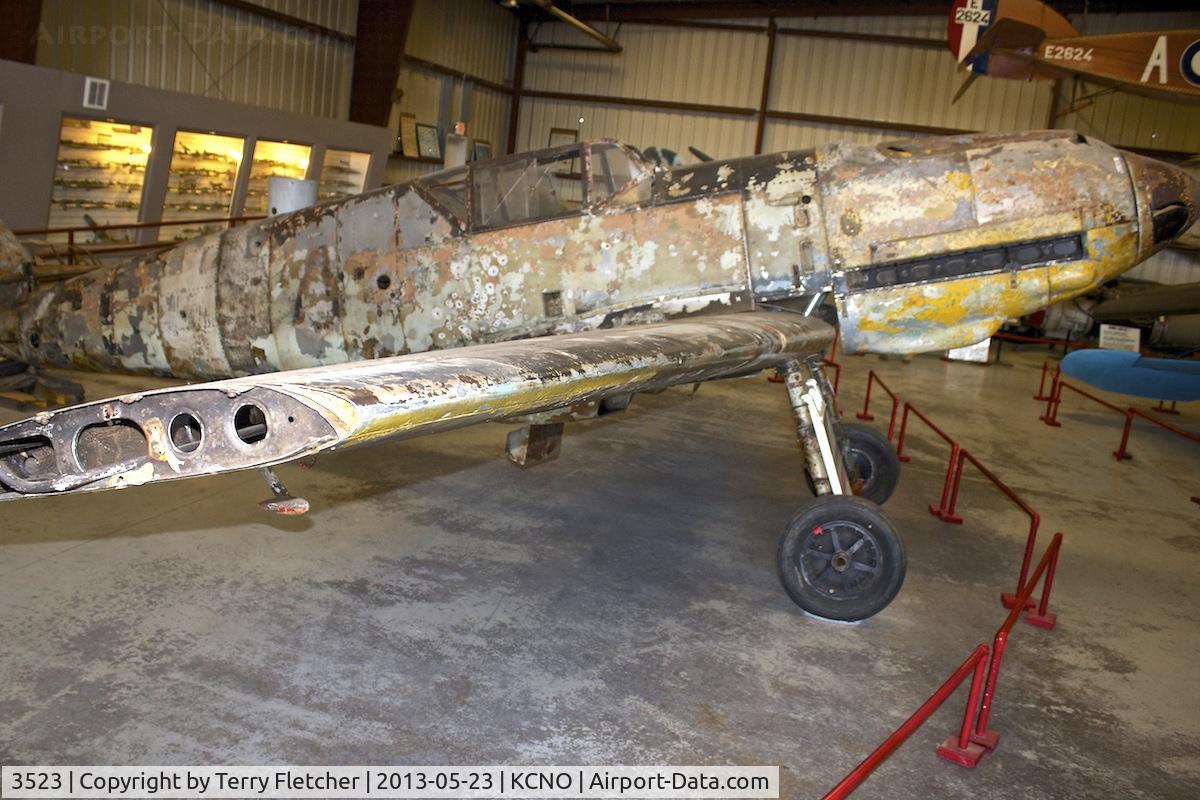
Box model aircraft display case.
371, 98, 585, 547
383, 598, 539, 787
319, 148, 370, 201
47, 117, 154, 244
0, 61, 393, 244
243, 139, 312, 217
160, 130, 245, 241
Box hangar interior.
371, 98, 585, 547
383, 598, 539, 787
1, 2, 1199, 799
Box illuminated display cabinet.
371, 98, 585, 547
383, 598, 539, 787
0, 61, 393, 240
161, 130, 245, 240
319, 148, 371, 201
48, 117, 153, 243
243, 139, 312, 217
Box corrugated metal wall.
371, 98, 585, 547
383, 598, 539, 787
386, 0, 515, 185
519, 21, 763, 157
36, 0, 355, 119
520, 12, 1200, 158
405, 0, 513, 85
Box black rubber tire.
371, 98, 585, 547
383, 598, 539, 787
802, 422, 900, 505
777, 495, 906, 621
839, 421, 900, 505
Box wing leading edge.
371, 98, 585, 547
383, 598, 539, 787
0, 312, 833, 501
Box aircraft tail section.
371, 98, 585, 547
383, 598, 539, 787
948, 0, 1078, 76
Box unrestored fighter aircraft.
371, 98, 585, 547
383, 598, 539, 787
1, 130, 1197, 621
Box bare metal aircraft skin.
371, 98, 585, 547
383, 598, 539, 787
4, 130, 1194, 376
0, 129, 1196, 620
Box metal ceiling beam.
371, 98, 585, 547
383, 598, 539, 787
0, 0, 41, 64
526, 0, 622, 52
207, 0, 355, 44
569, 2, 952, 21
567, 1, 1199, 22
349, 0, 415, 126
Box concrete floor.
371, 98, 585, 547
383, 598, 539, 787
1, 347, 1197, 799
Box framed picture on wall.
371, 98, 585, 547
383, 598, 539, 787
398, 113, 419, 157
548, 127, 578, 149
473, 140, 492, 161
416, 123, 441, 160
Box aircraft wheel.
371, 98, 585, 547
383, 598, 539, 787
777, 495, 906, 622
802, 422, 900, 505
839, 421, 900, 505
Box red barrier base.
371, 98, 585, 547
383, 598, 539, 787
1111, 450, 1132, 461
1039, 414, 1062, 427
855, 412, 874, 421
930, 506, 964, 524
936, 737, 988, 768
971, 729, 1000, 750
1024, 610, 1058, 629
1001, 592, 1036, 611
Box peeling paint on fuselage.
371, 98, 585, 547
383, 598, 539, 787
9, 131, 1194, 376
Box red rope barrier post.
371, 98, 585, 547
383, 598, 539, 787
856, 371, 878, 421
894, 403, 913, 463
1032, 361, 1059, 401
935, 649, 992, 767
885, 394, 900, 441
930, 444, 965, 524
1025, 537, 1061, 629
967, 534, 1064, 760
1040, 379, 1064, 426
822, 644, 990, 800
823, 359, 842, 394
1112, 409, 1135, 461
1153, 399, 1180, 415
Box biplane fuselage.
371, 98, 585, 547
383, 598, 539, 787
6, 130, 1193, 381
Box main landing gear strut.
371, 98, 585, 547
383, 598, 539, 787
778, 356, 905, 622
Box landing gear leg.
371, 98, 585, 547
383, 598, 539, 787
776, 357, 906, 621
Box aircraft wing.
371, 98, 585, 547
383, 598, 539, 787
1060, 349, 1200, 401
0, 312, 832, 501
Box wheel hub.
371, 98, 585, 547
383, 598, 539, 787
799, 521, 882, 597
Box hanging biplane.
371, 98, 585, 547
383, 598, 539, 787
948, 0, 1200, 103
0, 130, 1196, 621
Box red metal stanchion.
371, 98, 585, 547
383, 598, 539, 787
822, 644, 990, 800
1042, 381, 1135, 461
935, 647, 992, 767
965, 533, 1064, 765
1039, 375, 1063, 426
856, 370, 902, 441
931, 443, 964, 524
1032, 361, 1059, 401
894, 402, 964, 522
1152, 399, 1180, 416
857, 371, 878, 421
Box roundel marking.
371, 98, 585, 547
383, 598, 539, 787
1182, 40, 1200, 87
